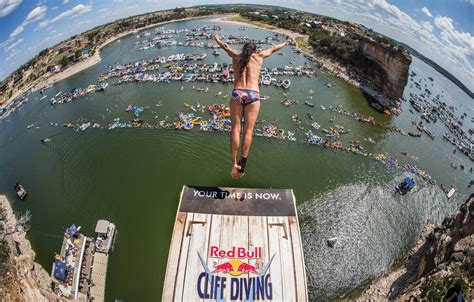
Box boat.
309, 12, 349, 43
212, 50, 220, 56
311, 122, 320, 129
40, 95, 47, 101
304, 101, 314, 107
95, 220, 116, 254
14, 183, 27, 200
446, 187, 456, 199
320, 105, 326, 110
262, 75, 271, 85
423, 127, 436, 139
282, 79, 291, 89
396, 177, 414, 195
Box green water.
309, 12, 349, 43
0, 17, 472, 300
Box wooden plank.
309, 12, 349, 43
171, 212, 194, 301
204, 214, 222, 302
275, 216, 297, 301
267, 216, 284, 301
162, 211, 188, 301
288, 216, 308, 301
181, 213, 211, 302
248, 215, 271, 301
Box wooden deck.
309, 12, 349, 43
90, 252, 109, 302
163, 186, 307, 302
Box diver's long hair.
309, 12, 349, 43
238, 42, 257, 72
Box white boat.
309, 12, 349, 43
282, 79, 291, 89
447, 187, 456, 199
262, 75, 271, 85
95, 220, 116, 254
40, 95, 47, 101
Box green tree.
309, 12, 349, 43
59, 56, 68, 66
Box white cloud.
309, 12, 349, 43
34, 19, 49, 31
5, 48, 20, 61
0, 37, 14, 49
10, 24, 24, 36
51, 4, 92, 23
421, 21, 433, 32
51, 6, 58, 10
25, 5, 47, 22
0, 0, 21, 17
421, 7, 432, 18
63, 0, 69, 3
10, 5, 47, 37
4, 38, 23, 52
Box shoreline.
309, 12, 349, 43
213, 15, 362, 89
2, 15, 212, 109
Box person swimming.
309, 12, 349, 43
212, 32, 289, 179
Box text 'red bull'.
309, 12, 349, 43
197, 272, 273, 300
209, 246, 262, 259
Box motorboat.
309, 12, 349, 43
396, 177, 414, 195
14, 183, 27, 200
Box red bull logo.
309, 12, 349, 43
209, 246, 263, 259
197, 247, 274, 301
212, 259, 259, 275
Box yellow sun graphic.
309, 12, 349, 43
228, 259, 243, 276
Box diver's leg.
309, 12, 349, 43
238, 100, 261, 177
230, 98, 244, 178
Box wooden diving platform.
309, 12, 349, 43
162, 186, 308, 301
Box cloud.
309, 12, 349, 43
63, 0, 69, 3
5, 48, 20, 61
4, 38, 23, 52
10, 5, 47, 37
421, 21, 433, 32
421, 7, 432, 18
0, 0, 21, 17
51, 4, 92, 23
34, 19, 49, 31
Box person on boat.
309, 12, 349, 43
212, 32, 288, 178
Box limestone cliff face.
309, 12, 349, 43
356, 39, 412, 109
0, 196, 63, 301
358, 195, 474, 301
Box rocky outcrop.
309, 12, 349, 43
0, 195, 62, 301
356, 39, 412, 110
358, 194, 474, 301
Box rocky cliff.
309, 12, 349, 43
358, 194, 474, 301
355, 38, 412, 110
0, 196, 62, 301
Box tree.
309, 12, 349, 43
59, 56, 68, 67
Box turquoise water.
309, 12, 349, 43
0, 17, 472, 300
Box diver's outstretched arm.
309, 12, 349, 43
259, 37, 289, 58
212, 32, 239, 58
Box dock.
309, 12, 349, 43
162, 186, 308, 301
51, 220, 115, 302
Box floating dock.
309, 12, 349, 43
162, 186, 308, 301
51, 220, 115, 302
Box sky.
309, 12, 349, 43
0, 0, 473, 91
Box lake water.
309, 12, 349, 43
0, 17, 472, 300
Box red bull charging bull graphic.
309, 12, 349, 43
197, 246, 274, 301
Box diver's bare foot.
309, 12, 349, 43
231, 164, 241, 179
